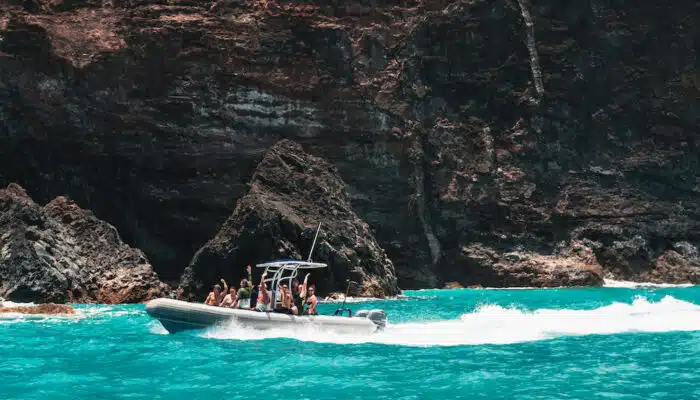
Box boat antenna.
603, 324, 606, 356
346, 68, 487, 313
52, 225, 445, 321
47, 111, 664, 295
307, 222, 322, 262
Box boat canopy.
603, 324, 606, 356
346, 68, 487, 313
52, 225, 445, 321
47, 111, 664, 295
255, 260, 327, 309
255, 260, 328, 269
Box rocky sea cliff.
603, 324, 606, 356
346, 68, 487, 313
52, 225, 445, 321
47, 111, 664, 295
1, 0, 699, 302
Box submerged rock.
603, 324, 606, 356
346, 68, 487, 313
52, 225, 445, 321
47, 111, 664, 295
0, 183, 168, 303
180, 140, 400, 299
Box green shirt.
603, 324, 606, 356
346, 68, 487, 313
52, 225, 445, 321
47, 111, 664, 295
238, 286, 251, 299
237, 271, 253, 299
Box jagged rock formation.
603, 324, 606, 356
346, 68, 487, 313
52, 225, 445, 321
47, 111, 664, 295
1, 1, 699, 288
180, 139, 399, 299
0, 184, 168, 303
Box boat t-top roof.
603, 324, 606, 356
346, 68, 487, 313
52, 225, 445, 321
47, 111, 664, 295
256, 260, 327, 296
255, 223, 327, 296
255, 260, 328, 269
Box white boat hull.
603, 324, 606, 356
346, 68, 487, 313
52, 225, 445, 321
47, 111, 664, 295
145, 298, 382, 335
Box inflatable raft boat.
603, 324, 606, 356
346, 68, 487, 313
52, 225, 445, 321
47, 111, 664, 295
146, 297, 386, 334
146, 259, 388, 334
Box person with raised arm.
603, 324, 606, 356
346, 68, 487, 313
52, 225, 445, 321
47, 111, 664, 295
298, 273, 313, 314
255, 270, 271, 312
204, 278, 227, 306
236, 265, 253, 309
302, 284, 318, 315
275, 283, 293, 314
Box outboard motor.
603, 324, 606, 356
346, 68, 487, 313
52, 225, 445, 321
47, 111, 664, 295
355, 309, 387, 331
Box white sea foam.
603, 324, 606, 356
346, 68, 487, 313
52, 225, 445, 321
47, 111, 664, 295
0, 300, 36, 307
199, 295, 700, 347
320, 295, 436, 303
0, 312, 85, 324
0, 304, 141, 324
603, 279, 695, 288
148, 321, 169, 335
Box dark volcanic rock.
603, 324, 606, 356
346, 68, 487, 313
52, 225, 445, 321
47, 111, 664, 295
0, 183, 168, 303
1, 1, 700, 288
180, 139, 399, 299
592, 236, 700, 284
455, 241, 604, 288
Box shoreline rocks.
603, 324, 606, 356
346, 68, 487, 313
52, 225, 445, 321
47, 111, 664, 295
0, 184, 168, 304
452, 242, 604, 288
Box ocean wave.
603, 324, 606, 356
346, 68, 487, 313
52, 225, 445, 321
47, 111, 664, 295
198, 295, 700, 347
603, 279, 695, 288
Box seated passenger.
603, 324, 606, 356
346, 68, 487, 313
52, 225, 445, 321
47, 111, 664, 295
220, 287, 237, 308
236, 265, 253, 309
302, 284, 318, 315
255, 271, 271, 312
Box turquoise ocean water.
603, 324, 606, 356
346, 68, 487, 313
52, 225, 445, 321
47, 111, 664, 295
2, 286, 700, 399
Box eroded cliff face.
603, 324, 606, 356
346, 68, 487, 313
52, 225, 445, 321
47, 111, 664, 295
1, 0, 699, 288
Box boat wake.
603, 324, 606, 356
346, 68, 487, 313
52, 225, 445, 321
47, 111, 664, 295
199, 295, 700, 347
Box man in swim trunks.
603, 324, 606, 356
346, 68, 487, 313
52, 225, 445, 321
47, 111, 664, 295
220, 287, 237, 308
204, 279, 227, 306
255, 271, 271, 312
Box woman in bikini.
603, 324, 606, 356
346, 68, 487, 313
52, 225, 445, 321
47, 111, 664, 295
302, 284, 318, 315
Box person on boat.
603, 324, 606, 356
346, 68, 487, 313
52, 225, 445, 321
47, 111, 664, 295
302, 284, 318, 315
204, 279, 227, 306
220, 287, 237, 308
274, 283, 293, 314
291, 273, 310, 315
255, 271, 271, 312
236, 265, 253, 309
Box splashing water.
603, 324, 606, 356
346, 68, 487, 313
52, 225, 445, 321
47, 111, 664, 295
201, 295, 700, 347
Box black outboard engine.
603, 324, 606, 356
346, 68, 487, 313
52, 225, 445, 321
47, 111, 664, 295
354, 309, 388, 331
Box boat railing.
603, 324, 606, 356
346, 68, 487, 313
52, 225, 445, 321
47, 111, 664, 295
254, 260, 328, 309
